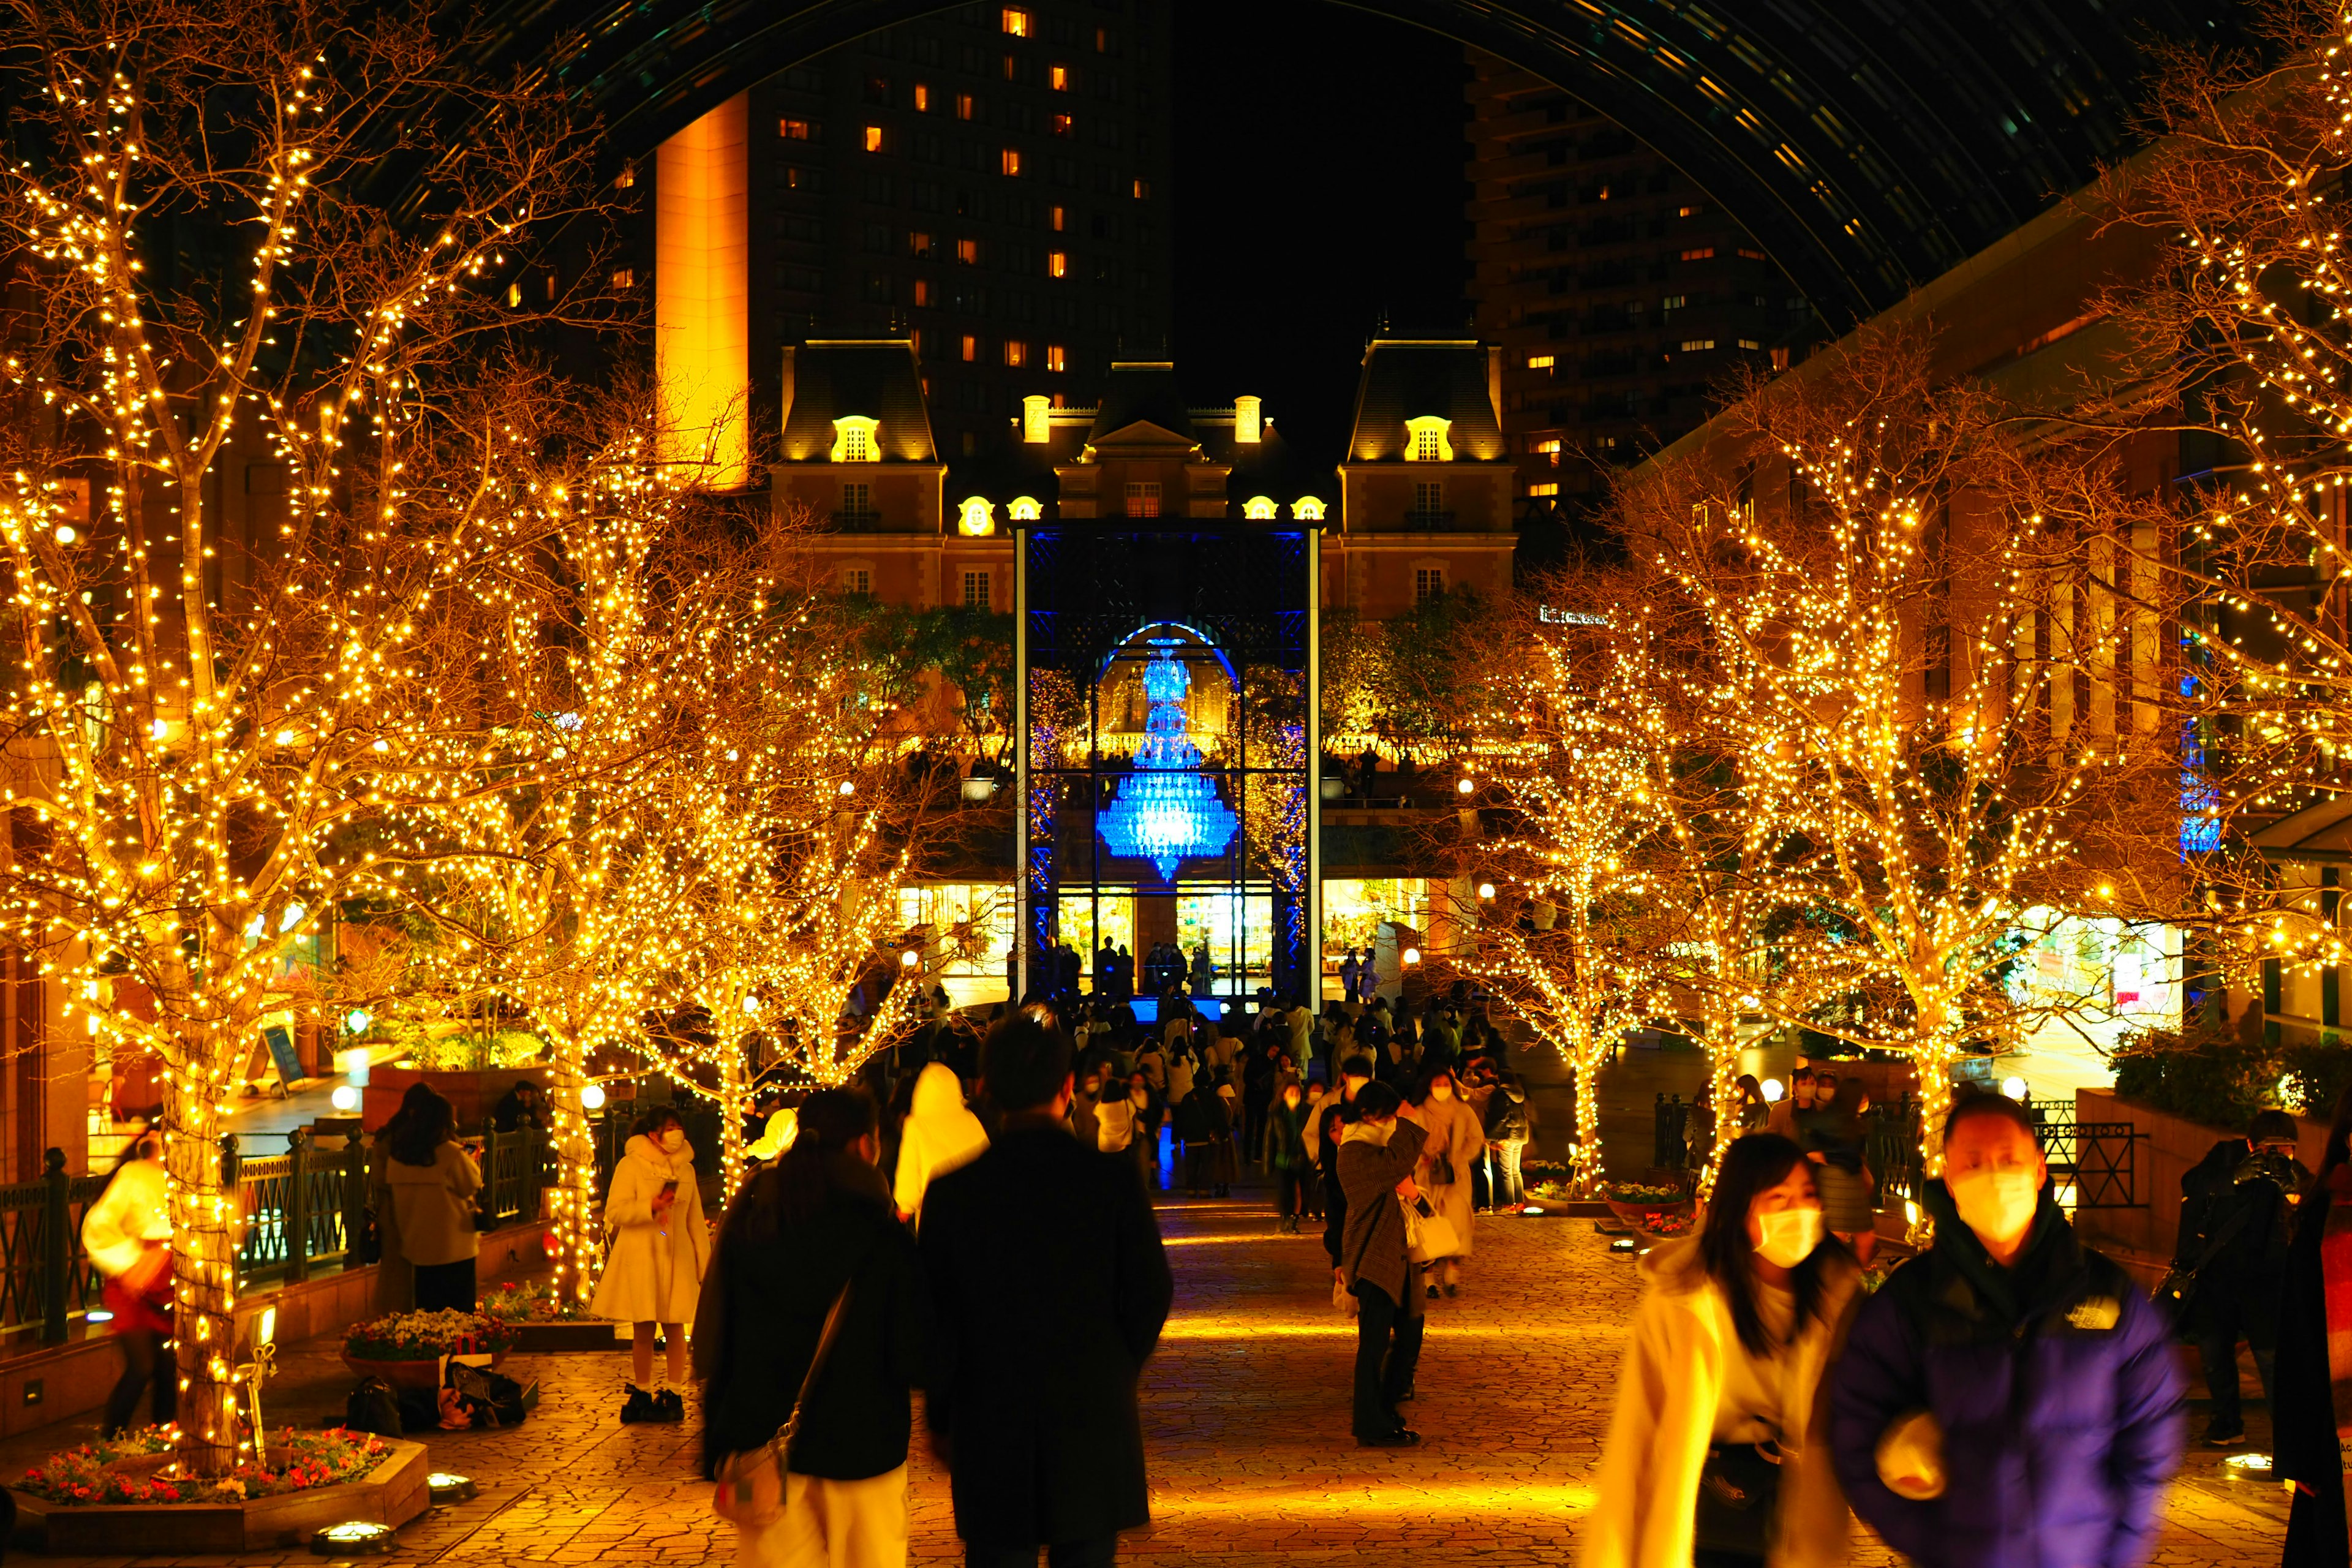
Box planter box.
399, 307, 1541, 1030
14, 1438, 429, 1555
508, 1320, 622, 1352
361, 1066, 556, 1133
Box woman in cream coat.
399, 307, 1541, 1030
1582, 1134, 1858, 1568
592, 1106, 710, 1420
1409, 1067, 1485, 1297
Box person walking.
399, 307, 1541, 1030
1175, 1076, 1224, 1199
1240, 1037, 1278, 1166
1123, 1070, 1163, 1191
893, 1061, 990, 1231
2173, 1106, 2305, 1447
83, 1128, 175, 1437
919, 1014, 1174, 1568
1409, 1066, 1484, 1298
1337, 1082, 1429, 1447
1829, 1093, 2182, 1568
2274, 1082, 2352, 1566
1581, 1134, 1858, 1568
593, 1105, 710, 1423
382, 1084, 482, 1311
1268, 1079, 1311, 1232
702, 1087, 927, 1568
1482, 1073, 1534, 1213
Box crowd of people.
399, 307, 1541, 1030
77, 963, 2347, 1568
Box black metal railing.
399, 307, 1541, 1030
0, 1112, 641, 1346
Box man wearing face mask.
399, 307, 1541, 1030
1828, 1093, 2182, 1568
2171, 1107, 2308, 1447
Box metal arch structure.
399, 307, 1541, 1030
478, 0, 2245, 328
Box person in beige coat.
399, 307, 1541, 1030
1582, 1134, 1859, 1568
592, 1106, 710, 1422
382, 1085, 482, 1311
1409, 1067, 1485, 1297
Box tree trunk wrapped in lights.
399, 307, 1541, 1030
0, 0, 612, 1471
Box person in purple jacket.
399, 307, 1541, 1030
1829, 1091, 2184, 1568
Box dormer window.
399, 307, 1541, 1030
1404, 417, 1452, 462
1008, 496, 1042, 521
831, 416, 881, 462
959, 496, 997, 536
1243, 496, 1279, 521
1293, 496, 1326, 521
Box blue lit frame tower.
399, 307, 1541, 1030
1013, 522, 1319, 1003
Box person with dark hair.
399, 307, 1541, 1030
593, 1104, 709, 1422
490, 1078, 549, 1134
2172, 1105, 2307, 1446
1796, 1077, 1878, 1265
83, 1126, 174, 1436
1174, 1071, 1228, 1200
367, 1080, 440, 1313
919, 1015, 1173, 1567
1336, 1081, 1427, 1446
2274, 1082, 2352, 1565
1829, 1095, 2182, 1568
1584, 1134, 1856, 1566
1483, 1074, 1534, 1213
384, 1084, 482, 1313
701, 1087, 927, 1568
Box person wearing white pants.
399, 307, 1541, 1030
739, 1467, 909, 1568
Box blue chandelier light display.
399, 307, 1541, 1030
1099, 643, 1238, 880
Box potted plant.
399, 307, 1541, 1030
480, 1280, 615, 1352
341, 1310, 513, 1388
1603, 1177, 1696, 1235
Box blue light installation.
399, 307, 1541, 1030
1099, 642, 1239, 880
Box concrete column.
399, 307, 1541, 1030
655, 94, 751, 488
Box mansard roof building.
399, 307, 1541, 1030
774, 339, 1518, 620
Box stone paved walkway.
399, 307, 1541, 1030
0, 1187, 2298, 1565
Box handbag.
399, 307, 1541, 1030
711, 1284, 852, 1528
1692, 1438, 1783, 1556
1430, 1153, 1457, 1187
1401, 1194, 1461, 1262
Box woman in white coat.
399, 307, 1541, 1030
1409, 1066, 1486, 1298
592, 1106, 710, 1422
891, 1061, 988, 1229
1581, 1134, 1858, 1568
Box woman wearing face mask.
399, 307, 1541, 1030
594, 1106, 711, 1423
1408, 1066, 1485, 1298
1583, 1134, 1858, 1568
83, 1128, 175, 1437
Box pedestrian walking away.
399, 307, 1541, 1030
1581, 1133, 1859, 1568
1268, 1079, 1311, 1232
594, 1106, 712, 1423
1829, 1091, 2182, 1568
919, 1014, 1174, 1568
893, 1061, 990, 1231
702, 1087, 929, 1568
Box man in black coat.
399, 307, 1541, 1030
920, 1014, 1174, 1568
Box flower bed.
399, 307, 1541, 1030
19, 1428, 388, 1507
344, 1309, 513, 1362
480, 1280, 589, 1325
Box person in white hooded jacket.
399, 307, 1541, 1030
891, 1061, 988, 1229
592, 1105, 710, 1422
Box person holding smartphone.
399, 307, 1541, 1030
594, 1106, 710, 1422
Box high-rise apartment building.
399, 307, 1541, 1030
1463, 50, 1817, 518
743, 2, 1173, 458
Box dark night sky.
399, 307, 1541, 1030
1170, 0, 1471, 469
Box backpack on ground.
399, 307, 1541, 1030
344, 1376, 404, 1437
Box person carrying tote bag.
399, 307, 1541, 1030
703, 1087, 927, 1568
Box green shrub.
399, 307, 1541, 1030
2111, 1027, 2352, 1124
